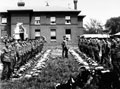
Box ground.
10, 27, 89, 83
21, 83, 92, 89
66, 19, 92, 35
0, 45, 100, 89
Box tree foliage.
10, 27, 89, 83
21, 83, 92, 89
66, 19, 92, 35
105, 16, 120, 34
84, 19, 104, 34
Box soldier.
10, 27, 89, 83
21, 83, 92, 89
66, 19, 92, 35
65, 38, 69, 58
15, 41, 23, 69
88, 39, 95, 60
61, 36, 66, 58
61, 36, 68, 58
75, 66, 91, 88
1, 44, 12, 80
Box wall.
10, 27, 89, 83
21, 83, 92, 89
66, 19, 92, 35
11, 13, 30, 25
0, 11, 84, 45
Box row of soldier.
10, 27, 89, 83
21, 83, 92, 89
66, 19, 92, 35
0, 37, 45, 80
78, 37, 111, 67
78, 36, 120, 77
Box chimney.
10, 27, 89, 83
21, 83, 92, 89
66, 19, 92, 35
73, 0, 78, 10
46, 1, 49, 6
17, 0, 25, 7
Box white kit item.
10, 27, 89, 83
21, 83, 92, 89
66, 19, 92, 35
69, 49, 88, 66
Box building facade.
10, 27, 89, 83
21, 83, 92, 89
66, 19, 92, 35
0, 1, 85, 45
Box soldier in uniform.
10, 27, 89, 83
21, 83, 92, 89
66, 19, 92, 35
65, 37, 69, 58
61, 36, 68, 58
75, 66, 91, 88
61, 36, 66, 58
88, 39, 95, 60
1, 44, 12, 80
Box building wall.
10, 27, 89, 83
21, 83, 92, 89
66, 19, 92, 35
30, 24, 82, 45
0, 11, 84, 45
10, 13, 30, 38
11, 13, 30, 25
0, 25, 9, 37
0, 13, 10, 37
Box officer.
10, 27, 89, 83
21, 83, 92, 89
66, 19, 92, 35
61, 36, 66, 58
61, 36, 68, 58
65, 37, 69, 58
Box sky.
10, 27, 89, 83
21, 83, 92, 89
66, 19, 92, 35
0, 0, 120, 25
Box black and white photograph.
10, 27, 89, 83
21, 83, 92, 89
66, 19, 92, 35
0, 0, 120, 89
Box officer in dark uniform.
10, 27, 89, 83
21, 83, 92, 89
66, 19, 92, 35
65, 37, 69, 58
61, 36, 69, 58
61, 36, 66, 58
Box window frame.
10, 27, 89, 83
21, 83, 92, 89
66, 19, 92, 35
34, 17, 40, 25
65, 29, 71, 40
50, 17, 56, 25
50, 29, 56, 41
65, 16, 71, 24
1, 17, 7, 24
35, 29, 41, 38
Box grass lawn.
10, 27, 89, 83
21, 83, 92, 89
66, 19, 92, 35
1, 51, 81, 89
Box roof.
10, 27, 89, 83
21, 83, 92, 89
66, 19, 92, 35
1, 5, 81, 13
81, 34, 110, 38
78, 15, 86, 18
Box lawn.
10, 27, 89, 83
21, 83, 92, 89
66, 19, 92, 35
1, 51, 81, 89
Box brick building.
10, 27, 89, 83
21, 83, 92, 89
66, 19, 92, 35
0, 0, 85, 45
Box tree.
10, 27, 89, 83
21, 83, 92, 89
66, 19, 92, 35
84, 19, 104, 34
105, 16, 120, 34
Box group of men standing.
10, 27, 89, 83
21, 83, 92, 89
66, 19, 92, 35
78, 36, 120, 77
0, 37, 45, 80
78, 37, 112, 67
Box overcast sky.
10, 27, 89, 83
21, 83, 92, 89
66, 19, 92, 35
0, 0, 120, 25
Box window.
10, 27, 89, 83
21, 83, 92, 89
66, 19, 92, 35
50, 29, 56, 41
35, 29, 40, 38
50, 17, 56, 25
65, 29, 71, 40
65, 16, 71, 24
35, 17, 40, 25
2, 17, 7, 24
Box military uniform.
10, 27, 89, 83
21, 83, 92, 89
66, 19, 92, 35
1, 45, 12, 80
1, 37, 45, 80
61, 37, 68, 58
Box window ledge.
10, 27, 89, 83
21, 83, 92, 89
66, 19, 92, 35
51, 40, 57, 42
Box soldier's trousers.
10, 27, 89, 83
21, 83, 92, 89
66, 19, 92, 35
64, 47, 68, 58
62, 47, 68, 58
1, 62, 12, 80
62, 47, 65, 58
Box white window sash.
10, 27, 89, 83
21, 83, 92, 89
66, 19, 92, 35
65, 20, 71, 24
2, 18, 7, 23
65, 16, 70, 20
35, 32, 40, 36
35, 29, 40, 36
66, 34, 71, 40
51, 39, 56, 41
51, 17, 56, 22
51, 31, 56, 36
35, 17, 40, 20
35, 20, 40, 25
